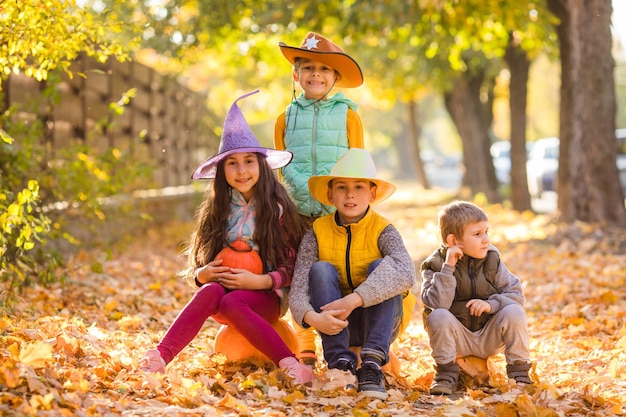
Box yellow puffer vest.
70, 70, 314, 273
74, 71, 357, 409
313, 208, 416, 336
313, 209, 390, 295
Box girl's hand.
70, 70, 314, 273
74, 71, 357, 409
215, 268, 273, 290
466, 299, 492, 316
195, 259, 230, 285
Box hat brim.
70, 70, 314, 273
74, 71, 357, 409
308, 175, 396, 206
191, 148, 293, 179
279, 44, 363, 88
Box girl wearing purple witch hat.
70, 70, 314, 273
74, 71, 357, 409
139, 90, 313, 385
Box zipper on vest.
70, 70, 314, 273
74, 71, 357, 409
344, 225, 355, 290
469, 259, 477, 330
309, 102, 320, 216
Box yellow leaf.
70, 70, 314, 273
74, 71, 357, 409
283, 390, 305, 404
0, 360, 21, 389
217, 392, 240, 409
8, 342, 20, 360
29, 393, 54, 411
19, 342, 53, 369
116, 315, 143, 331
104, 300, 118, 312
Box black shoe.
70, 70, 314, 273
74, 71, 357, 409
506, 361, 533, 385
331, 358, 356, 375
357, 362, 387, 400
329, 358, 357, 390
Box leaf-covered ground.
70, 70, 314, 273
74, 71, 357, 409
2, 186, 626, 416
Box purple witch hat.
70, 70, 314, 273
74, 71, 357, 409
191, 90, 293, 179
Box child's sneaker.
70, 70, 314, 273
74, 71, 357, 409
332, 358, 356, 375
279, 356, 314, 385
298, 351, 318, 367
430, 362, 459, 395
329, 358, 357, 390
139, 349, 166, 373
506, 361, 533, 385
356, 362, 387, 400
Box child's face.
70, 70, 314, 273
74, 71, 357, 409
327, 178, 376, 224
293, 59, 338, 100
223, 152, 260, 202
454, 221, 490, 259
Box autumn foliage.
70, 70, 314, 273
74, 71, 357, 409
0, 188, 625, 416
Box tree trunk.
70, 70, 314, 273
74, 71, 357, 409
444, 71, 501, 203
548, 0, 626, 225
407, 100, 430, 189
504, 32, 532, 211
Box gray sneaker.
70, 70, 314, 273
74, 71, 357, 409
357, 362, 387, 400
429, 362, 460, 395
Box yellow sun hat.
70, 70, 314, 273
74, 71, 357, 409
308, 148, 396, 206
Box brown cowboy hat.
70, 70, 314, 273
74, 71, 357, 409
279, 32, 363, 88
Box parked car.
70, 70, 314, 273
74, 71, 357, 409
526, 131, 626, 198
617, 129, 626, 194
490, 141, 511, 185
490, 140, 534, 185
526, 137, 559, 197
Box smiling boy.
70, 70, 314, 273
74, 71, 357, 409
288, 148, 416, 400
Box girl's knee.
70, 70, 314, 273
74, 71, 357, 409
217, 291, 243, 317
195, 282, 226, 301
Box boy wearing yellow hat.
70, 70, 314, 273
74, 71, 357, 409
288, 149, 416, 400
275, 32, 366, 367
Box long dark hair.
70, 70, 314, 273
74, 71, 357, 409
183, 153, 307, 281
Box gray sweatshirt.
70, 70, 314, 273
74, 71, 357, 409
289, 224, 416, 327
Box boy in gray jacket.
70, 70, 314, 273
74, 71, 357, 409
421, 201, 533, 395
289, 148, 416, 400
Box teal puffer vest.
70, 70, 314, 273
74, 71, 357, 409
281, 92, 358, 217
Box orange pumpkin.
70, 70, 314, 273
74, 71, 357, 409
215, 239, 264, 274
214, 319, 299, 362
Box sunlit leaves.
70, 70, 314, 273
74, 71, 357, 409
1, 202, 625, 415
0, 0, 137, 85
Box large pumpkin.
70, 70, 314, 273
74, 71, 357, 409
215, 239, 264, 274
214, 319, 299, 362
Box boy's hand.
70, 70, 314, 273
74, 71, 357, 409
444, 246, 464, 267
304, 310, 348, 335
444, 234, 464, 267
320, 293, 363, 320
466, 299, 492, 316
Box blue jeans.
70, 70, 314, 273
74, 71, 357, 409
308, 260, 403, 368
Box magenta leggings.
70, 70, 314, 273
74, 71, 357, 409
156, 282, 295, 366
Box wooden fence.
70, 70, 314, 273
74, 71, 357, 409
4, 54, 213, 189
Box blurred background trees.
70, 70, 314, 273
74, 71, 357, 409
86, 0, 624, 220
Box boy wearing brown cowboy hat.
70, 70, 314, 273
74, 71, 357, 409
288, 148, 416, 400
274, 31, 366, 368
